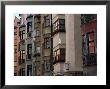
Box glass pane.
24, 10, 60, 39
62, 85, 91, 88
89, 42, 94, 53
89, 32, 94, 41
59, 19, 65, 25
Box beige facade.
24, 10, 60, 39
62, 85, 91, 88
65, 14, 83, 75
52, 14, 66, 75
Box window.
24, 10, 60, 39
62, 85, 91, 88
60, 48, 65, 61
36, 47, 40, 53
88, 32, 95, 54
82, 33, 88, 56
53, 19, 65, 34
36, 47, 40, 56
54, 48, 65, 64
22, 68, 25, 76
20, 30, 25, 40
20, 50, 25, 64
44, 15, 50, 27
36, 30, 40, 36
27, 65, 32, 76
14, 66, 17, 70
81, 14, 97, 25
44, 38, 51, 48
27, 22, 32, 33
20, 68, 25, 76
14, 31, 17, 35
14, 73, 17, 76
14, 48, 17, 53
94, 31, 97, 53
27, 44, 32, 59
82, 31, 96, 66
44, 60, 50, 72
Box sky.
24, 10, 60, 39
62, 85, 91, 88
14, 13, 21, 19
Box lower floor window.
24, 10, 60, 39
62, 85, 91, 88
27, 65, 32, 76
54, 48, 65, 64
82, 31, 97, 66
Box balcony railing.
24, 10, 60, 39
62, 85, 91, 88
33, 52, 40, 57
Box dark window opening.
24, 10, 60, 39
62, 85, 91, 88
27, 22, 32, 33
27, 44, 32, 59
20, 50, 25, 64
44, 38, 51, 48
27, 65, 32, 76
19, 30, 25, 40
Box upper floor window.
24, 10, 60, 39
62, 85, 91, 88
88, 32, 95, 54
36, 47, 40, 56
36, 30, 40, 37
27, 44, 32, 59
53, 19, 65, 34
14, 31, 17, 35
82, 32, 95, 55
82, 34, 88, 56
27, 22, 32, 32
36, 47, 40, 53
82, 31, 96, 66
43, 15, 50, 27
44, 38, 51, 48
20, 50, 25, 64
81, 14, 97, 25
20, 30, 25, 40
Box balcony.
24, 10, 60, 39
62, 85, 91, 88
33, 52, 40, 57
52, 29, 65, 36
43, 33, 51, 38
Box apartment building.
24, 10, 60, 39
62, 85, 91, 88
52, 14, 66, 75
15, 14, 97, 76
14, 16, 20, 76
33, 14, 42, 76
41, 14, 53, 76
19, 14, 27, 76
25, 14, 34, 76
17, 14, 53, 76
80, 14, 97, 75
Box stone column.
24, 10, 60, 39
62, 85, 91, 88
65, 14, 83, 74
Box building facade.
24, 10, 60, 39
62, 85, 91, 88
41, 14, 53, 76
80, 14, 97, 75
19, 14, 27, 76
52, 14, 66, 75
14, 14, 97, 76
14, 16, 20, 76
65, 14, 83, 76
